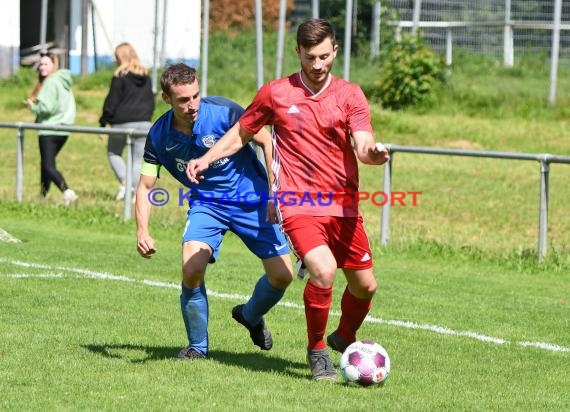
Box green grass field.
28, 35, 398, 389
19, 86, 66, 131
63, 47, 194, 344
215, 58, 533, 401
0, 204, 569, 411
1, 30, 569, 411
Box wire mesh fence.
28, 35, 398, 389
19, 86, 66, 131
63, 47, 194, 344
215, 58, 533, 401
386, 0, 570, 60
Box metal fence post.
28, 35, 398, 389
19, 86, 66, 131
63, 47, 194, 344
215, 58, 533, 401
538, 159, 550, 261
312, 0, 319, 18
370, 2, 381, 59
381, 154, 393, 245
124, 130, 134, 220
16, 127, 24, 203
549, 0, 563, 106
445, 28, 452, 65
503, 0, 514, 67
200, 0, 210, 97
411, 0, 422, 36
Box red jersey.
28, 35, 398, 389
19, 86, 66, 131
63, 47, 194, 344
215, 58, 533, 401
239, 73, 373, 219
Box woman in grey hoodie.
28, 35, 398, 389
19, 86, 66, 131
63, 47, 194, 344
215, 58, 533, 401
25, 52, 77, 206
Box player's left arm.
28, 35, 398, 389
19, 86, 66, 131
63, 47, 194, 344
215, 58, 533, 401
349, 85, 390, 166
352, 130, 390, 165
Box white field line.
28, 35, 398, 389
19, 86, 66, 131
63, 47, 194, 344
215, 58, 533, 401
1, 258, 568, 354
0, 228, 22, 243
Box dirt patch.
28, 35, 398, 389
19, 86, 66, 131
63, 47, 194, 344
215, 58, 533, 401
210, 0, 295, 31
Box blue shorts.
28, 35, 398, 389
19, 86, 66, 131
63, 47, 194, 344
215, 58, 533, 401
182, 202, 290, 263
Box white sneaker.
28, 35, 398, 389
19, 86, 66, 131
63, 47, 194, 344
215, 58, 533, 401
63, 189, 78, 206
115, 184, 126, 201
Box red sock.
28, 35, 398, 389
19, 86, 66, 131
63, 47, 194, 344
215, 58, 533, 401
304, 281, 332, 350
337, 287, 372, 342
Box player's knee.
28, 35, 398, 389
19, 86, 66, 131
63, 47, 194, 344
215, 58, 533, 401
264, 255, 294, 288
267, 268, 294, 289
363, 278, 378, 297
366, 282, 378, 296
351, 278, 377, 299
182, 262, 206, 281
309, 266, 337, 287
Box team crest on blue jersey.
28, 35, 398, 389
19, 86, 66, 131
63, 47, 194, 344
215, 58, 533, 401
202, 135, 216, 148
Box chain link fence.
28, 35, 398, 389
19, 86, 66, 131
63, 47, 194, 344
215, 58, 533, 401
386, 0, 570, 61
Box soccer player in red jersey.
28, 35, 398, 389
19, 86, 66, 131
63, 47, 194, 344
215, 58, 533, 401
187, 18, 390, 380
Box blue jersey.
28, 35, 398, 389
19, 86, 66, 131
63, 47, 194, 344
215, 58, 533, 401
144, 96, 269, 204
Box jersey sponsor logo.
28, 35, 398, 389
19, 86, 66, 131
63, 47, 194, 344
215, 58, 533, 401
175, 158, 187, 172
287, 105, 300, 114
211, 157, 229, 168
360, 252, 371, 262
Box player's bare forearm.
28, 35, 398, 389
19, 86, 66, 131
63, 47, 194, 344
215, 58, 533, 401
187, 123, 254, 183
266, 198, 278, 223
249, 126, 277, 221
353, 131, 390, 165
362, 142, 390, 165
252, 128, 275, 189
204, 123, 250, 164
135, 176, 157, 258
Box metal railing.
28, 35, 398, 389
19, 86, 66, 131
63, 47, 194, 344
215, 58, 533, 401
0, 121, 147, 220
381, 145, 570, 261
3, 121, 570, 260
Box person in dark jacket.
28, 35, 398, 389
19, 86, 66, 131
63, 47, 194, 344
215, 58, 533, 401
99, 42, 155, 201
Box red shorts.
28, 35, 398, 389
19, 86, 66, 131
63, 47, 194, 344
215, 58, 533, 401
282, 215, 373, 270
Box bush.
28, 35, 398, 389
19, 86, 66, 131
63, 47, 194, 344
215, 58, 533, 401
367, 33, 445, 110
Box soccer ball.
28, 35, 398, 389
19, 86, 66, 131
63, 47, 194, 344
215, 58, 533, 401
339, 340, 391, 387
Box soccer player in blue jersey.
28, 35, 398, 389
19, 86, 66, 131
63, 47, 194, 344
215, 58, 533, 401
135, 63, 294, 360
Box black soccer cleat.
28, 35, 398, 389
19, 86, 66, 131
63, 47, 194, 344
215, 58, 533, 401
231, 304, 273, 350
175, 345, 207, 360
326, 330, 352, 354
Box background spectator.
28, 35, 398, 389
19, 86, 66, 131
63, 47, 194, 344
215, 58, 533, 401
25, 52, 78, 206
99, 42, 155, 201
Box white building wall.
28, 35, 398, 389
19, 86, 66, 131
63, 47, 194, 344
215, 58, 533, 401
69, 0, 201, 74
0, 1, 20, 76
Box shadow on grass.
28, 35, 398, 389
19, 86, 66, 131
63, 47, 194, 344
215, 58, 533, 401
82, 343, 178, 363
82, 343, 309, 379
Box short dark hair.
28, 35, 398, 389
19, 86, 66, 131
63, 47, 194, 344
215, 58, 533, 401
160, 63, 198, 95
296, 18, 336, 49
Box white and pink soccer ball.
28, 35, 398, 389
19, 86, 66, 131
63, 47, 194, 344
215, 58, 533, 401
339, 340, 391, 387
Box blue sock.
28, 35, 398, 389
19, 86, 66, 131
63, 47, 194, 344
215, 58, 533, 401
243, 274, 285, 326
180, 282, 208, 355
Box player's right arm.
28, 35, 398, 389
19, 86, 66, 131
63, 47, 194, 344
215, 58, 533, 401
135, 162, 159, 258
186, 122, 254, 184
